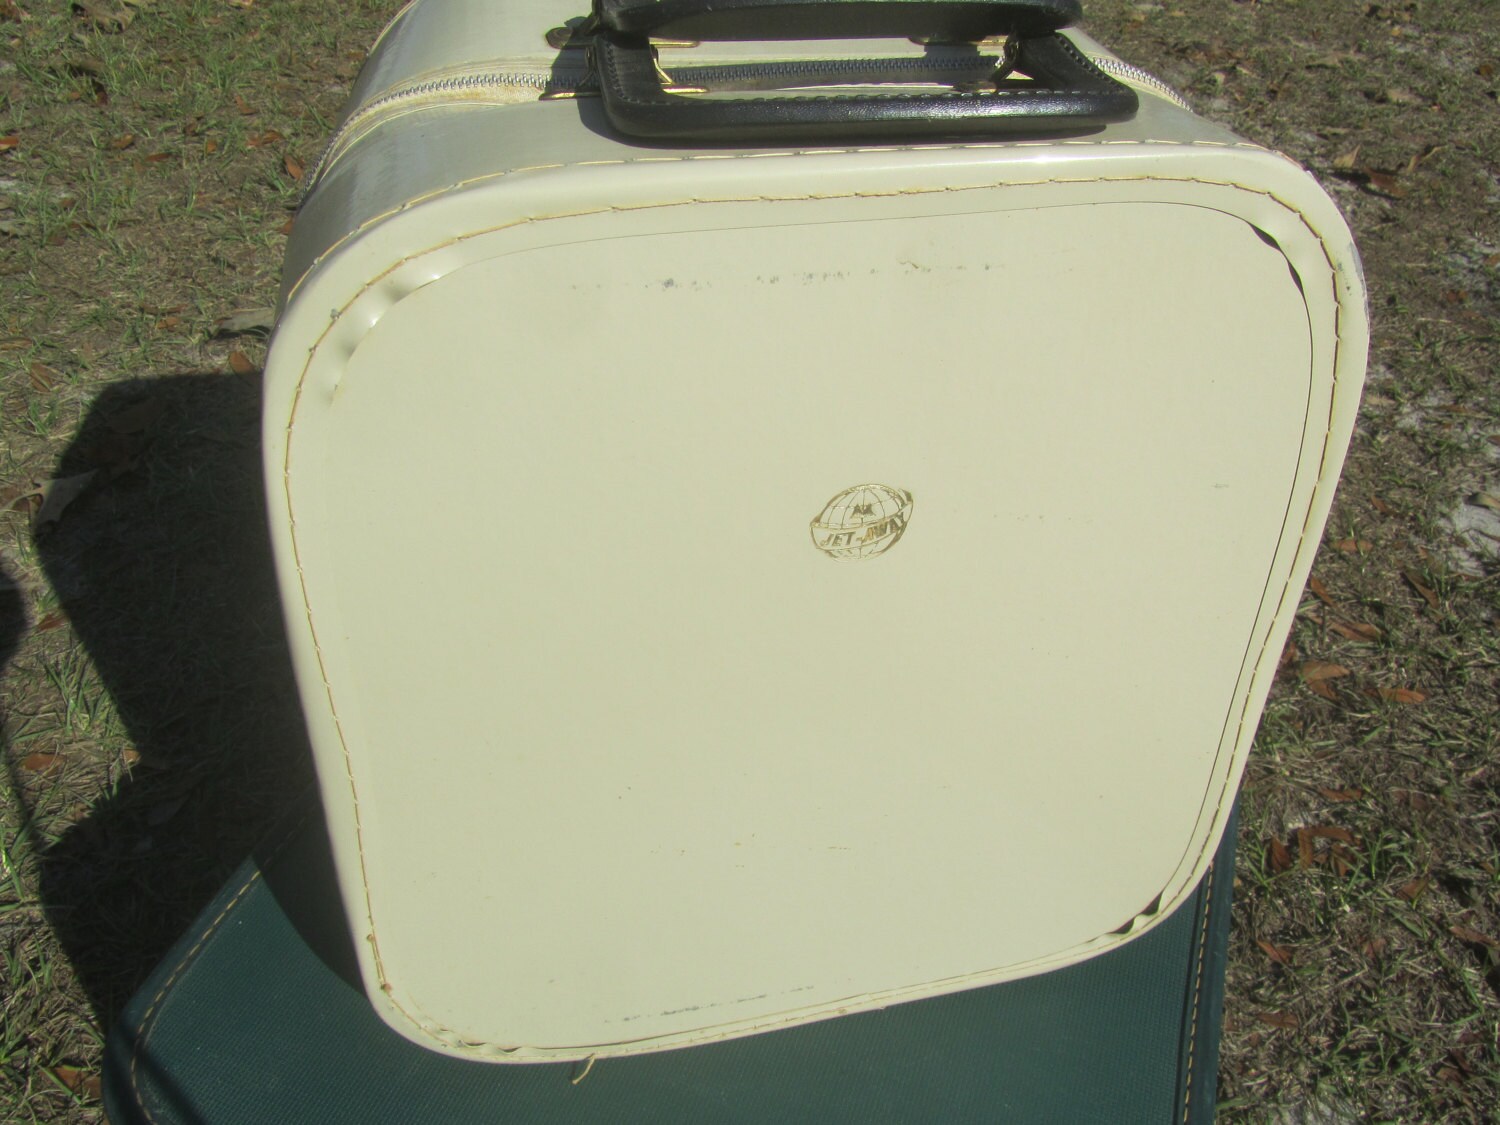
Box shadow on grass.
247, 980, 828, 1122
31, 373, 318, 1025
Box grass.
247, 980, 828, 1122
2, 0, 1498, 1121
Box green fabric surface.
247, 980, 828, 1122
104, 797, 1235, 1124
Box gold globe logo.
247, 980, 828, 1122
810, 484, 914, 560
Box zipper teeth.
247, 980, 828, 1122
1090, 57, 1190, 110
303, 71, 569, 194
302, 54, 1188, 198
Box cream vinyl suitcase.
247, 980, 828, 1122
264, 0, 1367, 1063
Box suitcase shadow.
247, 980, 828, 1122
29, 373, 358, 1024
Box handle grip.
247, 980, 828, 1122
594, 0, 1083, 40
592, 32, 1138, 144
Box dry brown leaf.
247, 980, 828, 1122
1328, 620, 1382, 643
1267, 836, 1293, 873
1332, 145, 1362, 171
0, 134, 19, 152
1397, 876, 1430, 902
235, 94, 257, 116
247, 128, 284, 148
1257, 1011, 1299, 1030
34, 471, 97, 527
1318, 786, 1365, 803
108, 133, 134, 151
1332, 538, 1372, 553
228, 350, 256, 376
1370, 495, 1394, 515
1305, 678, 1338, 701
1300, 660, 1351, 683
283, 154, 304, 181
278, 217, 294, 235
214, 307, 275, 337
1307, 575, 1336, 606
51, 1066, 101, 1100
1363, 169, 1405, 198
156, 315, 182, 331
28, 361, 58, 391
144, 150, 173, 163
35, 610, 66, 632
1375, 686, 1427, 704
203, 138, 219, 154
1401, 568, 1440, 609
1277, 638, 1300, 677
1257, 939, 1295, 966
1297, 829, 1315, 868
1361, 936, 1387, 959
121, 747, 141, 767
1451, 924, 1499, 948
21, 752, 63, 774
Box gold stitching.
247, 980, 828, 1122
1182, 859, 1218, 1124
127, 810, 312, 1124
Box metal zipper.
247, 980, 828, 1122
302, 52, 1187, 199
1088, 56, 1190, 111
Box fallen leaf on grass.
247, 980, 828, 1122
1257, 939, 1295, 965
228, 350, 256, 376
1257, 1011, 1299, 1030
1361, 936, 1387, 960
1370, 686, 1427, 704
0, 135, 18, 152
1401, 568, 1441, 609
143, 150, 173, 163
1450, 924, 1499, 948
35, 610, 66, 632
1277, 639, 1300, 677
1327, 620, 1382, 643
1397, 876, 1430, 902
234, 94, 256, 116
121, 747, 141, 767
51, 1066, 101, 1101
29, 361, 58, 390
203, 138, 219, 155
1332, 538, 1372, 553
155, 315, 182, 331
107, 133, 134, 151
1370, 495, 1394, 515
21, 753, 63, 775
1308, 575, 1336, 606
1300, 660, 1350, 682
214, 307, 274, 337
283, 154, 304, 181
247, 129, 284, 148
1267, 836, 1293, 873
278, 217, 294, 235
34, 471, 97, 528
1318, 786, 1365, 803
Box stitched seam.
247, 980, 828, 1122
284, 173, 1348, 1052
127, 811, 311, 1125
1183, 860, 1218, 1124
287, 137, 1277, 303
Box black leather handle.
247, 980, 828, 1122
595, 0, 1082, 41
592, 32, 1138, 144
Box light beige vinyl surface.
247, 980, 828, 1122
265, 0, 1368, 1062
